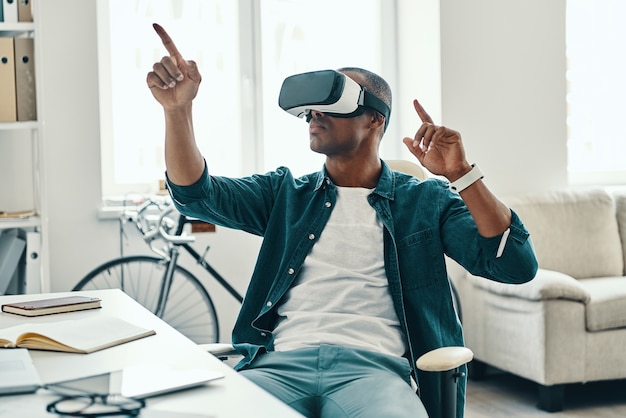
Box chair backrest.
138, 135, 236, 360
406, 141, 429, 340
385, 159, 427, 181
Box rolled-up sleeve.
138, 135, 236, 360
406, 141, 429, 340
474, 210, 538, 284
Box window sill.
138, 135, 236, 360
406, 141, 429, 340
97, 194, 170, 221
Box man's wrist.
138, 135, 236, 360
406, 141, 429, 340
449, 164, 484, 193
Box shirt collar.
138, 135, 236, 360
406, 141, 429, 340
313, 160, 395, 199
314, 166, 332, 191
373, 160, 395, 201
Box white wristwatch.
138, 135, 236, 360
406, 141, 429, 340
449, 164, 484, 193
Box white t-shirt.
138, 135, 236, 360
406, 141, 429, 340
273, 186, 408, 357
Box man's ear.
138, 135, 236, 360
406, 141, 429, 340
370, 111, 385, 130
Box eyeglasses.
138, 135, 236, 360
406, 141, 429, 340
45, 383, 145, 417
46, 394, 145, 417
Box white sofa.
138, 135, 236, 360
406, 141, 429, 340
453, 188, 626, 411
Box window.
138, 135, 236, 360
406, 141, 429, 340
566, 0, 626, 186
258, 0, 384, 175
97, 0, 242, 197
98, 0, 395, 197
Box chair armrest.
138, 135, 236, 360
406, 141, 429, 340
416, 346, 473, 372
199, 343, 238, 357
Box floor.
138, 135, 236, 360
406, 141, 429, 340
465, 372, 626, 417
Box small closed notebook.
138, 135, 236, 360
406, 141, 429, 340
2, 296, 102, 317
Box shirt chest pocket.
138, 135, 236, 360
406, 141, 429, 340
395, 229, 444, 291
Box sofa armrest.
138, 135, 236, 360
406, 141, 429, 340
466, 268, 590, 303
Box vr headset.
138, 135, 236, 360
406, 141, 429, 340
278, 70, 390, 131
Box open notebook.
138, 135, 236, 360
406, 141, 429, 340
0, 315, 155, 354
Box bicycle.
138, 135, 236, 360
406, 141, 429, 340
73, 199, 243, 345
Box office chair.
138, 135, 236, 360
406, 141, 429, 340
202, 160, 473, 418
386, 159, 473, 418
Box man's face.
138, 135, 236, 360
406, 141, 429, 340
307, 72, 373, 157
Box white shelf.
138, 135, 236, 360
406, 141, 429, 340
0, 22, 34, 33
0, 121, 38, 131
0, 22, 35, 29
0, 216, 40, 231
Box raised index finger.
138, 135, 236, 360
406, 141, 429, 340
413, 99, 434, 124
153, 23, 183, 59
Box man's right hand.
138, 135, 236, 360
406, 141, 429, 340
146, 23, 202, 110
147, 23, 205, 186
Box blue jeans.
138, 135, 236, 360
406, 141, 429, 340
239, 345, 428, 418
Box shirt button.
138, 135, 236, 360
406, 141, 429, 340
325, 201, 332, 208
266, 301, 272, 307
260, 332, 267, 337
308, 233, 315, 240
288, 268, 295, 275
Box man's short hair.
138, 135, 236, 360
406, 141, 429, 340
337, 67, 392, 122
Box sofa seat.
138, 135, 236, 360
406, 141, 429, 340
581, 277, 626, 331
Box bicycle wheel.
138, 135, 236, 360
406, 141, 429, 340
73, 255, 219, 344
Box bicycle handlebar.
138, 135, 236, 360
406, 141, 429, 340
156, 205, 196, 244
122, 199, 195, 258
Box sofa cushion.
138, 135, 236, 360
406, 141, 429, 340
503, 189, 624, 279
467, 269, 590, 303
579, 277, 626, 331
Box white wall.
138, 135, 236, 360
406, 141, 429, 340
37, 0, 114, 289
394, 0, 442, 152
440, 0, 567, 194
38, 0, 567, 342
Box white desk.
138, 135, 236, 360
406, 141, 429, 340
0, 289, 303, 418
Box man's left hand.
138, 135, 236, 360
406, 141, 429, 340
402, 99, 472, 181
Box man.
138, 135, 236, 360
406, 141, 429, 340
146, 23, 538, 417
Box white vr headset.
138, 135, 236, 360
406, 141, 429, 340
278, 70, 390, 131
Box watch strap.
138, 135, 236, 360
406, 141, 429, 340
449, 164, 484, 193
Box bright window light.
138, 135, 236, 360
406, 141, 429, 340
566, 0, 626, 185
98, 0, 390, 198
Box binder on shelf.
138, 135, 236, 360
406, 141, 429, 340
17, 0, 32, 22
0, 230, 26, 295
22, 230, 40, 293
14, 37, 36, 121
0, 37, 17, 122
1, 0, 18, 23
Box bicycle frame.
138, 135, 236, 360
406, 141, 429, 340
175, 216, 244, 304
154, 245, 180, 318
126, 200, 244, 317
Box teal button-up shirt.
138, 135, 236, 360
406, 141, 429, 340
167, 160, 538, 417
